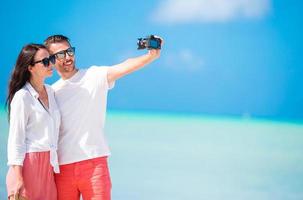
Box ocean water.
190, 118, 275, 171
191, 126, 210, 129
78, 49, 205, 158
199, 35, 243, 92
1, 110, 303, 199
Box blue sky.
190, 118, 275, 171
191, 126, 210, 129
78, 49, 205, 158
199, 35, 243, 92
0, 0, 302, 121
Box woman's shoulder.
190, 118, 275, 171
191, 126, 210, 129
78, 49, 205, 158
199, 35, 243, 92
15, 87, 31, 97
11, 87, 31, 104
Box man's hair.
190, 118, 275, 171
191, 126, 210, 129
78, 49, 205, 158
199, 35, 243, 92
44, 34, 71, 48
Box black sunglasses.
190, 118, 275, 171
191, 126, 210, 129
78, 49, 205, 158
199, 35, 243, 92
33, 55, 56, 67
52, 47, 75, 60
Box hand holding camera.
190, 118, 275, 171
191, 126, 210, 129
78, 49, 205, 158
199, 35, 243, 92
137, 35, 162, 50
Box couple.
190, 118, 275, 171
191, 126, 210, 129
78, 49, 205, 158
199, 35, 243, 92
6, 35, 162, 200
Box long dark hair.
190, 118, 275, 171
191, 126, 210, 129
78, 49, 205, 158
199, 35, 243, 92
6, 43, 47, 119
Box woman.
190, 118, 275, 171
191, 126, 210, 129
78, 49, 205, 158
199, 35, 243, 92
6, 44, 60, 200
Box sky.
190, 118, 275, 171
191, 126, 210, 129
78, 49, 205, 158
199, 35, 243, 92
0, 0, 302, 121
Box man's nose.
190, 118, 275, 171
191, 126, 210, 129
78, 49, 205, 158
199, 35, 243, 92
65, 52, 72, 60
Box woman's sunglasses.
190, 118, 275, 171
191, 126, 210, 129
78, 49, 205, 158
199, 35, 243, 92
52, 47, 75, 60
33, 55, 56, 67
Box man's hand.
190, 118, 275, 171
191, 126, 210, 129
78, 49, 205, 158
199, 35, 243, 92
148, 35, 163, 60
107, 36, 164, 83
148, 49, 161, 60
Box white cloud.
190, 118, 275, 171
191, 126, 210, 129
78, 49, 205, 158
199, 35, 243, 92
163, 49, 204, 71
151, 0, 271, 24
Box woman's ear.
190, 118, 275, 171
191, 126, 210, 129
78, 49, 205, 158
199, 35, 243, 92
28, 65, 34, 73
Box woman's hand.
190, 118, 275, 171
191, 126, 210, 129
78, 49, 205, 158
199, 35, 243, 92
13, 177, 24, 198
10, 165, 24, 200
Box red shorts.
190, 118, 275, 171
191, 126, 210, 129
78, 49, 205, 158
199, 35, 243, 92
55, 156, 111, 200
6, 151, 57, 200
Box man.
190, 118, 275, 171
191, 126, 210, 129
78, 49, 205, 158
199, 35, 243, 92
44, 35, 162, 200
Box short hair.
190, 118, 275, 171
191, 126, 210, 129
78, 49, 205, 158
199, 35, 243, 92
44, 34, 71, 48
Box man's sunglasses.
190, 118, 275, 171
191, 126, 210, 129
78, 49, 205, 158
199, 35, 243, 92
52, 47, 75, 60
33, 55, 56, 67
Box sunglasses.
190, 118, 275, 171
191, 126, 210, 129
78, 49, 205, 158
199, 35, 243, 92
33, 55, 56, 67
52, 47, 75, 60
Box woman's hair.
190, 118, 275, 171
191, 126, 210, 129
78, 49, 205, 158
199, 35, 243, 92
6, 43, 47, 119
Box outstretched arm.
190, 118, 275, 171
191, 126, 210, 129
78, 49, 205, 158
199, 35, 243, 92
107, 48, 161, 83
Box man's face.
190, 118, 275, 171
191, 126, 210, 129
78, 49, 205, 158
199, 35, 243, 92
48, 41, 76, 76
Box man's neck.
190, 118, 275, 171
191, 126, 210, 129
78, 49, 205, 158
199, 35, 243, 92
61, 68, 79, 80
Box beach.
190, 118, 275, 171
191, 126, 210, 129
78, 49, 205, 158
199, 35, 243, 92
1, 110, 303, 199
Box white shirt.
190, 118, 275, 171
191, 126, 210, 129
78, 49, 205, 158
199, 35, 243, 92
52, 66, 114, 165
7, 82, 60, 173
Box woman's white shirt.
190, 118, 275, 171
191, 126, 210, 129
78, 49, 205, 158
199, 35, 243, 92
7, 82, 60, 173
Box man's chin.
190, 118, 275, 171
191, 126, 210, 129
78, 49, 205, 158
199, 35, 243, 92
63, 64, 75, 72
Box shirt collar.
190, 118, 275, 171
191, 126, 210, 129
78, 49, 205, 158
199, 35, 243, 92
25, 82, 39, 99
65, 69, 81, 83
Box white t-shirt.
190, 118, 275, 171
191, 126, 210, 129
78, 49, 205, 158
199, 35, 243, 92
52, 66, 114, 165
7, 82, 60, 173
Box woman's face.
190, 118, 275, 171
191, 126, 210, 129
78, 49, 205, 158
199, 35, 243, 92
29, 48, 54, 79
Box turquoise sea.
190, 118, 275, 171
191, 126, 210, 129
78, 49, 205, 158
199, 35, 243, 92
1, 109, 303, 199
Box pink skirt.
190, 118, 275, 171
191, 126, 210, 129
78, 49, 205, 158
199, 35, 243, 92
6, 151, 57, 200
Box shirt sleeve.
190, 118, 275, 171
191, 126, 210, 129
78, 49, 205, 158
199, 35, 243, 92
90, 66, 115, 90
7, 91, 29, 166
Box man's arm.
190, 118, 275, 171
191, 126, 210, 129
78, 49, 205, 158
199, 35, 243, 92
107, 48, 161, 83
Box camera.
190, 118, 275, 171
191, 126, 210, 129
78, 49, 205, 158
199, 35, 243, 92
137, 35, 162, 50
